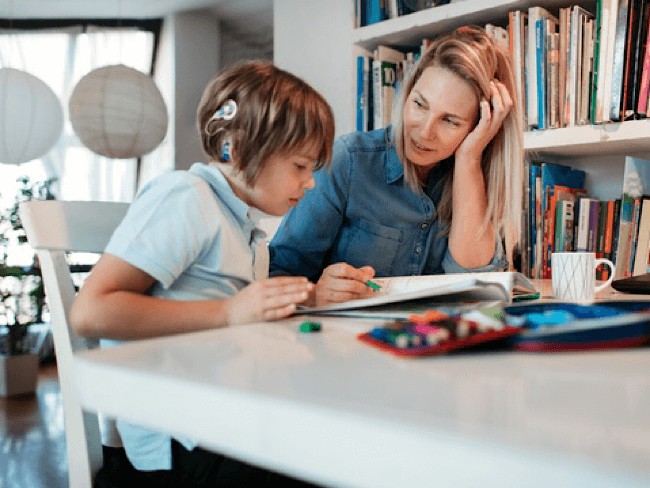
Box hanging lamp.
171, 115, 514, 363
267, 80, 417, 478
0, 67, 64, 165
68, 64, 168, 159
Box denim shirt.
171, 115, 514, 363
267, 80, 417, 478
269, 128, 507, 282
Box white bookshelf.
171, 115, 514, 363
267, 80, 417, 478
525, 119, 650, 157
353, 0, 595, 49
274, 0, 650, 194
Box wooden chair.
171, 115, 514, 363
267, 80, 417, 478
19, 200, 129, 488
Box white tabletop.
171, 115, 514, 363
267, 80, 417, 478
74, 309, 650, 488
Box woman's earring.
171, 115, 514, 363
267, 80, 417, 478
221, 141, 231, 161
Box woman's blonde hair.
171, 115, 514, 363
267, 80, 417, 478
197, 60, 335, 185
391, 26, 523, 267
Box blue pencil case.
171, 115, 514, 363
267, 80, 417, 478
504, 301, 650, 352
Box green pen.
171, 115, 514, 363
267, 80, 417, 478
512, 291, 540, 302
365, 280, 381, 292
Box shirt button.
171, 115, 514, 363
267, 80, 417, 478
415, 246, 422, 254
419, 222, 429, 230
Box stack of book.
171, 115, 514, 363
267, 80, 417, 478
523, 156, 650, 280
511, 1, 650, 130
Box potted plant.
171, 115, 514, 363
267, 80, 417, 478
0, 176, 54, 396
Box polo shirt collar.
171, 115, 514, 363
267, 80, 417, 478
189, 162, 259, 226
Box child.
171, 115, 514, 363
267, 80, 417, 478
71, 60, 334, 486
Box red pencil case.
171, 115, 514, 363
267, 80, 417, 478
357, 315, 521, 357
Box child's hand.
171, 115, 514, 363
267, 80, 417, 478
225, 276, 314, 325
314, 263, 376, 306
455, 80, 512, 164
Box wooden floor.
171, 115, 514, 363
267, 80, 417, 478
0, 362, 68, 488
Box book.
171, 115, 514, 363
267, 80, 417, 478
372, 44, 404, 129
628, 195, 649, 271
536, 17, 549, 129
580, 17, 595, 125
614, 156, 650, 278
548, 32, 560, 128
621, 0, 644, 119
595, 0, 616, 123
555, 199, 576, 251
590, 0, 604, 123
527, 6, 557, 128
295, 272, 537, 316
577, 197, 599, 251
632, 198, 650, 274
602, 0, 621, 123
615, 193, 638, 277
627, 0, 650, 118
636, 13, 650, 115
610, 0, 631, 121
567, 7, 593, 126
509, 10, 528, 128
559, 7, 570, 127
366, 0, 387, 26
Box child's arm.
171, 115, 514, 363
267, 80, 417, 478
70, 254, 314, 340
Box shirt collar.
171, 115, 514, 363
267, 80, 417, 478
189, 162, 260, 229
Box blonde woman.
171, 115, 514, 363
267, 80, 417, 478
270, 26, 523, 306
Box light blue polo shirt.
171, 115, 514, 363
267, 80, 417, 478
103, 162, 268, 471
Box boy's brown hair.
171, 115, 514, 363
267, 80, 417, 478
197, 60, 335, 184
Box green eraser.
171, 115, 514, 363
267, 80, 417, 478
299, 321, 322, 333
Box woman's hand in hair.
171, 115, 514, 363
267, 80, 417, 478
454, 80, 513, 165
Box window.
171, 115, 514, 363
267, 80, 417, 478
0, 20, 162, 210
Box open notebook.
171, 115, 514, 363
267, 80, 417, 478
295, 271, 537, 316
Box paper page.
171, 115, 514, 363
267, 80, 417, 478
374, 272, 535, 296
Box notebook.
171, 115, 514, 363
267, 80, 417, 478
295, 272, 537, 316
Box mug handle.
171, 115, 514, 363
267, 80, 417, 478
594, 258, 616, 293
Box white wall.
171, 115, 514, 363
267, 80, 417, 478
274, 0, 356, 137
172, 10, 222, 170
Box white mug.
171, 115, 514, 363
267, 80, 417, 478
551, 252, 615, 301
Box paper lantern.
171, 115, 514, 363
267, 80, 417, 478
0, 68, 64, 165
69, 64, 168, 159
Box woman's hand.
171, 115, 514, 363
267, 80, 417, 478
455, 80, 513, 164
225, 276, 314, 325
314, 263, 376, 306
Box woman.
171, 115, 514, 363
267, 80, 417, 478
270, 26, 523, 306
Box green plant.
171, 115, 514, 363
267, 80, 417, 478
0, 176, 56, 355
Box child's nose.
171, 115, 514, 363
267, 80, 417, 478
304, 175, 315, 190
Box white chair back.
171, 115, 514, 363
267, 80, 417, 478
20, 200, 129, 488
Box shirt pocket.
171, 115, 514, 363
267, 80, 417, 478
336, 217, 403, 276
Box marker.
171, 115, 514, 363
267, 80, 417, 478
512, 291, 541, 302
365, 279, 381, 291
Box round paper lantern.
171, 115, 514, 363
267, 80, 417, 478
0, 68, 64, 165
69, 64, 168, 159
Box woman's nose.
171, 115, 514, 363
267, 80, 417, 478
420, 115, 438, 140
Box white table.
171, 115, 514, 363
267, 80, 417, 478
74, 306, 650, 488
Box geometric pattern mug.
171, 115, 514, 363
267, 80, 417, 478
551, 252, 616, 301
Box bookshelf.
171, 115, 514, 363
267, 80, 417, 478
274, 0, 650, 275
353, 0, 595, 49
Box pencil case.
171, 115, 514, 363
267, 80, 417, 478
357, 310, 521, 357
504, 301, 650, 352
